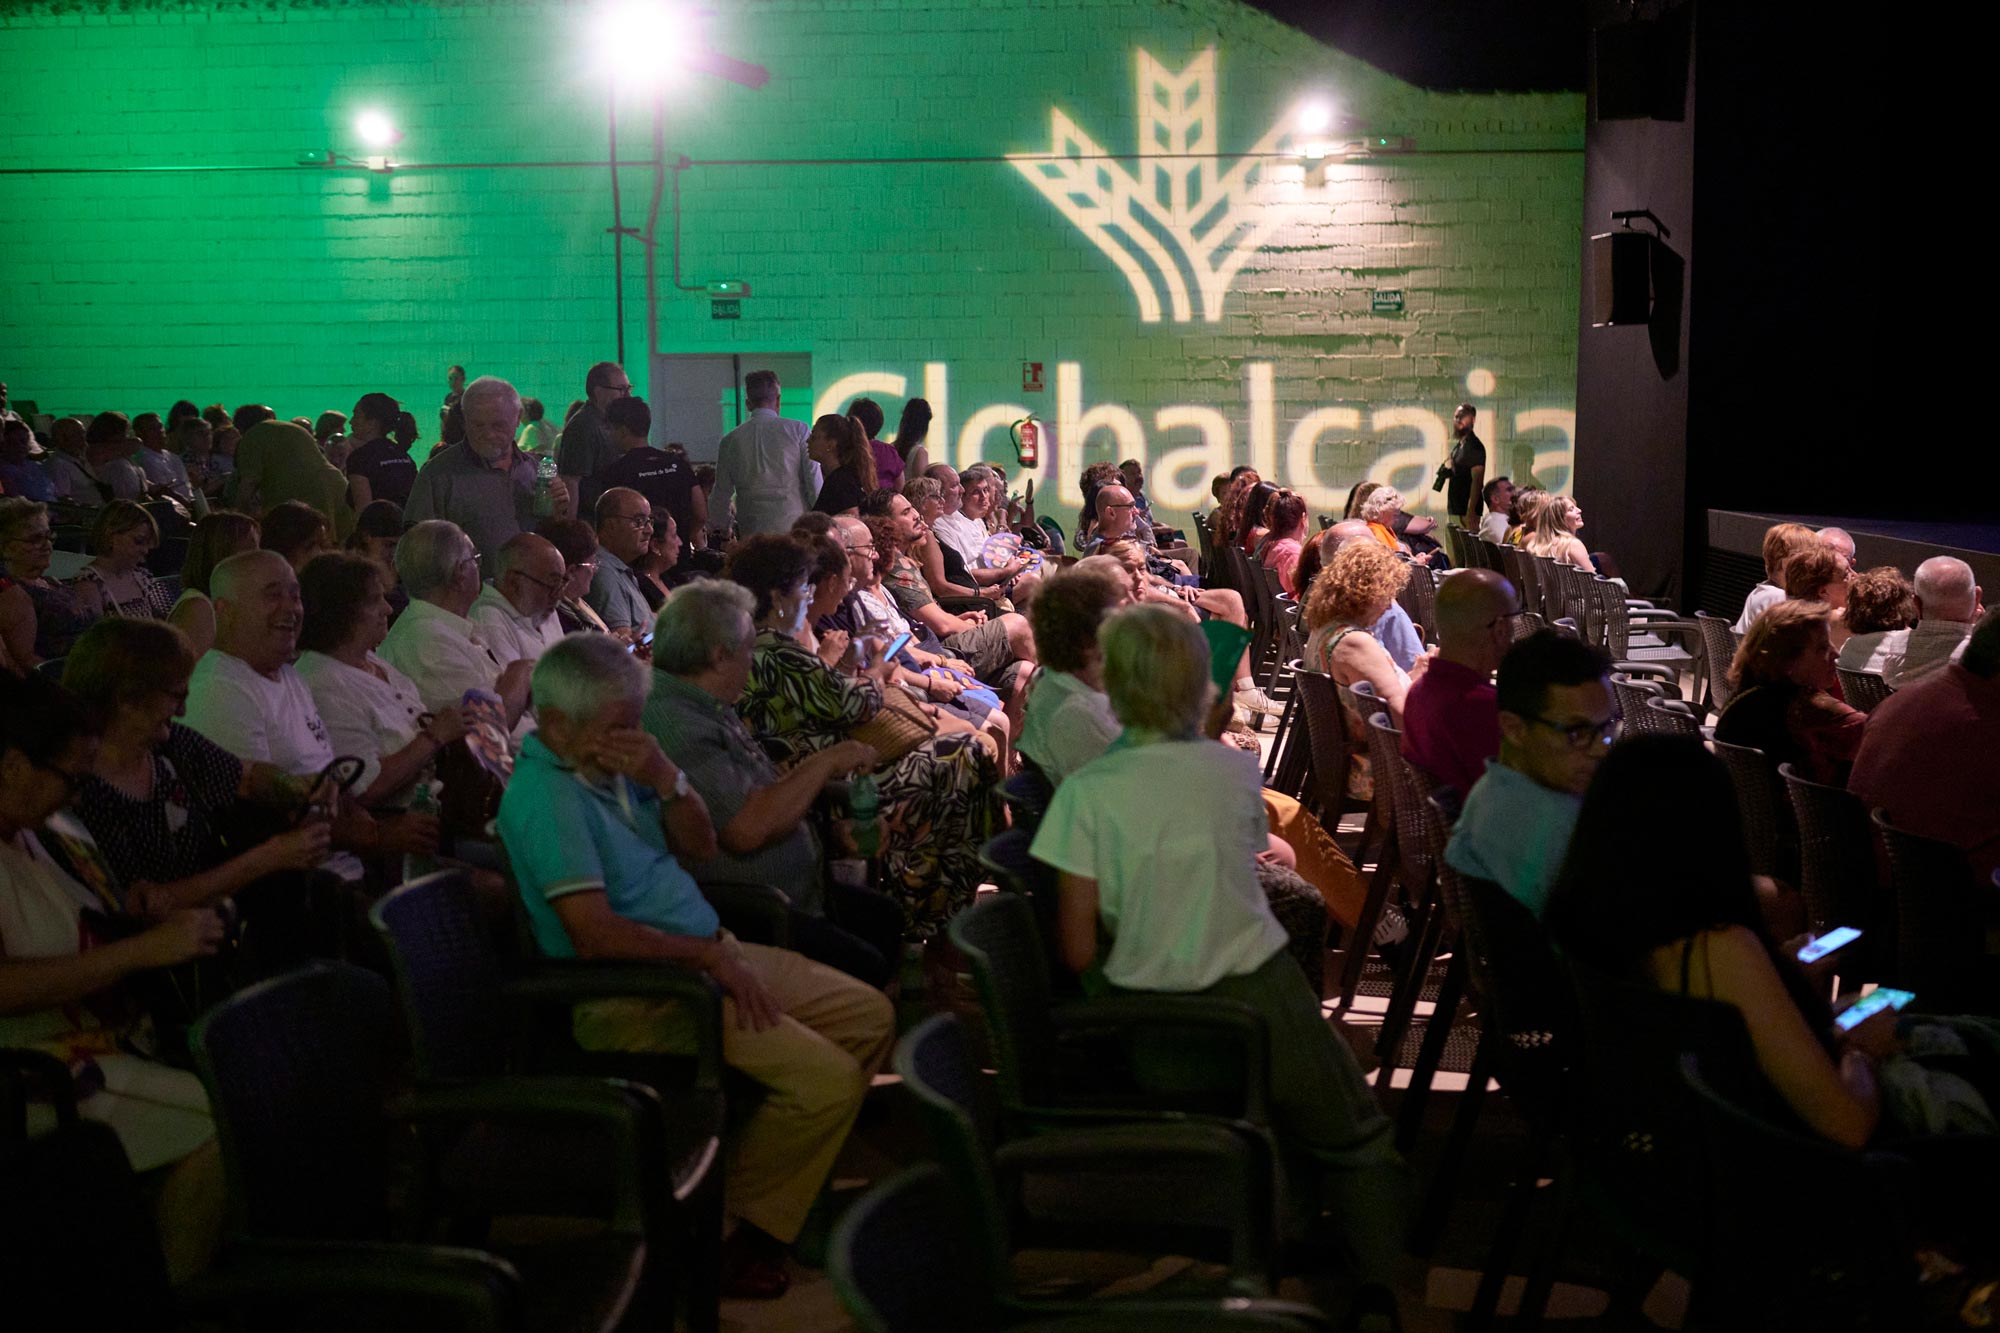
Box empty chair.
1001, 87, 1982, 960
1692, 612, 1740, 714
998, 764, 1056, 831
1609, 673, 1666, 737
1709, 736, 1795, 882
1778, 762, 1881, 943
1641, 695, 1703, 737
1873, 809, 1996, 1009
1836, 666, 1893, 713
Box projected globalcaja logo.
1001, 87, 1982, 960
813, 47, 1576, 514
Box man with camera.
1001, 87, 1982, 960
1440, 403, 1485, 530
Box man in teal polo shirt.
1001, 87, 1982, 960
497, 632, 893, 1298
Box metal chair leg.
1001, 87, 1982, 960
1395, 945, 1466, 1153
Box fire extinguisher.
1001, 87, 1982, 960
1010, 415, 1040, 469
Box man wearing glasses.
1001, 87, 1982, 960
587, 488, 656, 636
555, 360, 633, 497
471, 532, 569, 668
1443, 630, 1615, 918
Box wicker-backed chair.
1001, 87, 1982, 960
1709, 736, 1795, 882
1692, 612, 1741, 715
1836, 667, 1893, 714
1778, 763, 1882, 946
1396, 559, 1438, 646
1872, 810, 1995, 1009
1609, 673, 1667, 738
1641, 695, 1703, 737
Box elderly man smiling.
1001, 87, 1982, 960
405, 375, 572, 577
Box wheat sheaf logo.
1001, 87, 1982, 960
1011, 48, 1310, 324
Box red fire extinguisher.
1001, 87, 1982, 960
1010, 415, 1040, 469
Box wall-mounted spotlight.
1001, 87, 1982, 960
355, 109, 400, 172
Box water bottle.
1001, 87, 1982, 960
402, 780, 439, 884
849, 772, 882, 859
532, 454, 559, 517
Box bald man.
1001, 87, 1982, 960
1401, 569, 1521, 797
472, 531, 568, 667
1878, 556, 1985, 689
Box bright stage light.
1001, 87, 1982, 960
355, 110, 398, 148
1295, 100, 1335, 135
599, 1, 700, 87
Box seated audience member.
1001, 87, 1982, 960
172, 415, 225, 500
377, 520, 532, 727
1817, 525, 1856, 565
898, 476, 979, 600
1304, 538, 1423, 724
74, 500, 175, 619
1715, 600, 1865, 786
869, 507, 1035, 690
471, 532, 568, 667
1835, 566, 1918, 673
80, 412, 148, 501
932, 465, 998, 569
581, 395, 707, 545
890, 398, 933, 481
631, 514, 687, 607
1780, 541, 1855, 648
1342, 479, 1380, 522
1402, 569, 1518, 799
1030, 605, 1407, 1288
66, 617, 330, 918
536, 516, 610, 634
849, 397, 900, 492
1876, 555, 1984, 689
259, 498, 332, 572
1548, 734, 1999, 1148
168, 509, 260, 658
1259, 489, 1310, 594
1298, 521, 1426, 671
807, 413, 876, 518
230, 419, 352, 539
791, 511, 836, 542
1445, 631, 1614, 918
497, 632, 895, 1298
297, 552, 469, 806
642, 581, 900, 986
727, 537, 995, 937
405, 376, 570, 576
1522, 493, 1592, 570
37, 417, 94, 504
314, 411, 348, 457
131, 411, 197, 507
345, 497, 407, 617
1734, 521, 1819, 633
0, 674, 225, 1282
342, 391, 414, 511
1095, 539, 1280, 720
1238, 480, 1280, 554
585, 487, 656, 635
1476, 476, 1514, 545
1073, 462, 1121, 549
516, 396, 557, 457
951, 467, 1037, 595
1212, 468, 1261, 548
0, 497, 101, 665
1849, 609, 2000, 880
1357, 486, 1430, 565
1119, 457, 1163, 529
1082, 483, 1198, 585
1019, 566, 1131, 781
1504, 486, 1546, 546
0, 419, 56, 502
178, 551, 426, 875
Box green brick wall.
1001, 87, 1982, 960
0, 0, 1583, 530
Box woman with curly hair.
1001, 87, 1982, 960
725, 533, 996, 938
1837, 566, 1917, 673
1211, 468, 1262, 548
1715, 599, 1865, 785
1305, 538, 1423, 728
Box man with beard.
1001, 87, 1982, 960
405, 375, 572, 577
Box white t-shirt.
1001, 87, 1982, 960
470, 582, 563, 669
1477, 511, 1510, 545
931, 511, 991, 572
1018, 670, 1122, 783
1031, 738, 1287, 992
377, 596, 505, 714
295, 650, 427, 800
181, 650, 334, 776
133, 446, 192, 499
1734, 582, 1786, 635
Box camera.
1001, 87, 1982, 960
1431, 462, 1452, 493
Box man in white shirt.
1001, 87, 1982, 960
471, 532, 568, 667
1476, 477, 1514, 545
930, 464, 997, 571
377, 519, 534, 727
181, 550, 425, 875
1874, 555, 1984, 689
711, 369, 818, 540
40, 418, 97, 503
130, 412, 199, 508
79, 413, 148, 502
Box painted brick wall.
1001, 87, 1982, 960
0, 0, 1583, 531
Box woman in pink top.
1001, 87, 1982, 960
1260, 489, 1310, 595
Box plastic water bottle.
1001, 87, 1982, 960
849, 773, 882, 859
402, 780, 439, 884
532, 454, 559, 517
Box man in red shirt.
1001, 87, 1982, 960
1402, 568, 1519, 798
1849, 608, 2000, 880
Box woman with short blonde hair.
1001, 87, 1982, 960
76, 500, 176, 620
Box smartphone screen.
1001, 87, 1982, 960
1797, 926, 1863, 964
1834, 987, 1915, 1031
883, 631, 912, 662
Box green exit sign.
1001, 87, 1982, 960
1371, 289, 1404, 314
711, 299, 741, 320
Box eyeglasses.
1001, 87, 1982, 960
516, 570, 568, 593
1102, 501, 1135, 511
607, 513, 652, 530
1524, 714, 1618, 750
845, 542, 878, 554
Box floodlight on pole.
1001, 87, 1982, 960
599, 1, 700, 89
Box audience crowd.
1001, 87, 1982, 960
5, 364, 1998, 1321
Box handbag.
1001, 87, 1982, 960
847, 687, 938, 765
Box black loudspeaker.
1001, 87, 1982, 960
1589, 230, 1654, 326
1592, 4, 1691, 121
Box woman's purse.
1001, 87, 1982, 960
847, 686, 938, 765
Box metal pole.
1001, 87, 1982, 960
608, 85, 626, 364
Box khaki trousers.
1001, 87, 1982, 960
1262, 789, 1367, 928
573, 941, 895, 1243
